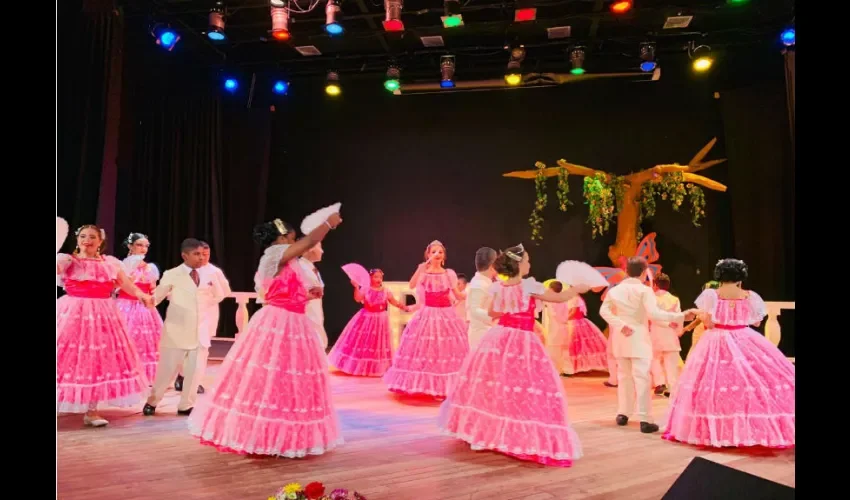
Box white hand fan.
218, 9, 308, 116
555, 260, 610, 289
300, 202, 342, 235
341, 263, 371, 290
56, 217, 69, 253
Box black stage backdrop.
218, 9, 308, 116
59, 13, 795, 357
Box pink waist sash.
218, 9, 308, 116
364, 302, 388, 313
424, 291, 452, 308
64, 280, 115, 299
117, 282, 153, 301
498, 313, 536, 332
712, 324, 748, 330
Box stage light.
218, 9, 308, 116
610, 1, 632, 14
271, 3, 291, 41
325, 71, 341, 96
325, 0, 343, 35
208, 1, 227, 41
224, 78, 238, 92
442, 0, 463, 28
151, 24, 180, 51
569, 47, 586, 75
639, 42, 657, 72
384, 65, 401, 92
273, 80, 289, 95
383, 0, 404, 32
690, 44, 713, 72
693, 57, 713, 71
505, 44, 525, 86
727, 0, 750, 5
780, 28, 795, 46
514, 8, 536, 22
440, 55, 456, 88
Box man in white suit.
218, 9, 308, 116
466, 247, 498, 350
174, 241, 231, 394
599, 257, 695, 433
300, 242, 327, 350
144, 239, 228, 416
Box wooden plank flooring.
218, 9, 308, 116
58, 363, 795, 499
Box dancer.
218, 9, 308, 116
57, 225, 152, 427
465, 247, 497, 350
174, 241, 231, 394
189, 214, 344, 457
438, 244, 588, 467
255, 221, 297, 303
383, 240, 468, 398
663, 259, 795, 448
599, 257, 694, 433
453, 273, 469, 322
300, 242, 328, 350
143, 239, 227, 416
115, 232, 163, 382
546, 281, 608, 375
327, 269, 409, 376
649, 273, 683, 397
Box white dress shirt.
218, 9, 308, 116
466, 272, 495, 349
299, 258, 327, 349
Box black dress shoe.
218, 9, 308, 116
654, 385, 667, 395
640, 422, 660, 434
177, 408, 193, 416
197, 385, 205, 394
143, 404, 156, 416
616, 414, 629, 426
174, 375, 184, 392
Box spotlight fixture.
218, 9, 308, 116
325, 0, 343, 35
780, 28, 795, 47
442, 0, 463, 28
610, 0, 632, 14
272, 80, 289, 95
384, 64, 401, 92
514, 0, 536, 22
151, 24, 180, 51
223, 78, 238, 93
325, 71, 341, 96
208, 1, 227, 41
440, 55, 456, 88
383, 0, 404, 32
505, 44, 525, 86
639, 42, 657, 72
569, 47, 586, 75
690, 44, 713, 72
270, 2, 291, 41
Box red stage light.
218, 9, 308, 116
610, 1, 632, 14
383, 19, 404, 32
272, 29, 290, 41
514, 8, 537, 22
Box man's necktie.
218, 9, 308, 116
190, 269, 200, 287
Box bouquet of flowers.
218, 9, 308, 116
269, 482, 366, 500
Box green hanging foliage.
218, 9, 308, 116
529, 162, 548, 243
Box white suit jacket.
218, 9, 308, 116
648, 290, 683, 352
599, 278, 685, 359
299, 258, 327, 346
466, 272, 495, 349
154, 264, 228, 350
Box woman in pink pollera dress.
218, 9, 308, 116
662, 258, 795, 449
383, 240, 468, 398
56, 225, 153, 427
328, 269, 409, 377
438, 244, 589, 467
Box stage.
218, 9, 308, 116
57, 363, 795, 500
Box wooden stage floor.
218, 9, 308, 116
58, 363, 795, 500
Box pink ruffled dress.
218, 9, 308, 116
114, 257, 162, 381
548, 296, 609, 374
662, 289, 795, 448
56, 254, 149, 413
189, 246, 342, 457
438, 279, 583, 467
383, 270, 469, 397
327, 287, 394, 377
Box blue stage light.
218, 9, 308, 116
273, 81, 289, 95
224, 78, 238, 92
780, 28, 795, 47
325, 22, 344, 36
640, 61, 657, 72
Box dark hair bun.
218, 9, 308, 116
493, 245, 525, 278
123, 232, 148, 248
252, 222, 280, 248
713, 258, 748, 283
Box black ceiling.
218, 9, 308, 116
121, 0, 794, 80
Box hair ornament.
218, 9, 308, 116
505, 243, 525, 262
273, 219, 288, 235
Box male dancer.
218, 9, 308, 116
144, 239, 227, 416
300, 242, 327, 350
649, 273, 683, 398
466, 247, 498, 350
599, 257, 695, 433
174, 241, 231, 394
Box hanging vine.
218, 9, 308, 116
556, 165, 572, 212
636, 172, 708, 240
583, 173, 618, 239
529, 161, 548, 243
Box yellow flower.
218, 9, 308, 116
283, 483, 302, 495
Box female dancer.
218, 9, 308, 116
662, 259, 795, 448
438, 244, 588, 466
328, 269, 409, 376
115, 232, 163, 381
189, 215, 344, 457
56, 225, 153, 427
383, 240, 468, 398
546, 281, 609, 375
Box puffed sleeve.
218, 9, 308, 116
56, 253, 72, 275
147, 263, 161, 282
694, 288, 718, 317
521, 278, 546, 296
446, 269, 459, 289
746, 290, 768, 322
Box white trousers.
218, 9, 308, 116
651, 351, 682, 395
616, 357, 653, 423
148, 346, 208, 411
606, 330, 618, 385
